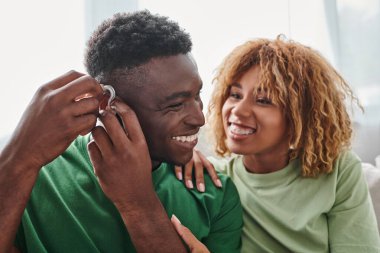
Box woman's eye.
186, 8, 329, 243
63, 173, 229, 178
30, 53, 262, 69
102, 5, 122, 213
229, 92, 241, 99
257, 98, 272, 105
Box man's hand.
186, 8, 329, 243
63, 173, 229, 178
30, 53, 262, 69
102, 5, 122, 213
87, 100, 188, 253
171, 215, 210, 253
0, 70, 103, 253
87, 99, 153, 210
2, 70, 103, 170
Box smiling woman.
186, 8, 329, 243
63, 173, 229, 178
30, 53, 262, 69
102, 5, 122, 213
178, 36, 380, 253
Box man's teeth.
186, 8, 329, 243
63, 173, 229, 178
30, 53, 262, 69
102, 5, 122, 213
172, 133, 199, 142
229, 124, 255, 135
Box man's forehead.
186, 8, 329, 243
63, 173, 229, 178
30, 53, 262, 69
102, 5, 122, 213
114, 53, 201, 106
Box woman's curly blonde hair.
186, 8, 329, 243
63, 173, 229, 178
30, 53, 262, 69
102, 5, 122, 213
207, 36, 361, 177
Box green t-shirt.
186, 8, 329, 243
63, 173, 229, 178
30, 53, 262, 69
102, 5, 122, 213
211, 151, 380, 253
15, 136, 242, 253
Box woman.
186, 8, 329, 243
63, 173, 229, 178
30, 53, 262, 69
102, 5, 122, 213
172, 36, 380, 252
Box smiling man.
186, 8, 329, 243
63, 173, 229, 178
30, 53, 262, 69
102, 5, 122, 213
0, 11, 242, 253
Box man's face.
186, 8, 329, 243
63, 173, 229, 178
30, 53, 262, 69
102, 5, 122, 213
118, 54, 205, 167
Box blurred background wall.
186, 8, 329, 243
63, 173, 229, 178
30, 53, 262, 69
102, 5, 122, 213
0, 0, 379, 164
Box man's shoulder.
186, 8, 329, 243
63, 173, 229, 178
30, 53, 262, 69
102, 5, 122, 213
156, 163, 242, 248
44, 135, 90, 168
155, 162, 240, 208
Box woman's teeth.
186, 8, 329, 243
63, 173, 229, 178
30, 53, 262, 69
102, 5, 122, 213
229, 123, 256, 135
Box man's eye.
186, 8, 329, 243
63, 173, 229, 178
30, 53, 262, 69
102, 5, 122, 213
168, 103, 183, 109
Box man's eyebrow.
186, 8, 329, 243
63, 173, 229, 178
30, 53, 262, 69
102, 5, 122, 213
165, 91, 192, 101
165, 82, 203, 101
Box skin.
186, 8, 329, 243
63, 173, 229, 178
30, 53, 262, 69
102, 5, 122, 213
171, 215, 210, 253
0, 71, 103, 252
1, 54, 204, 252
178, 65, 292, 250
118, 54, 205, 168
87, 54, 205, 252
222, 65, 290, 173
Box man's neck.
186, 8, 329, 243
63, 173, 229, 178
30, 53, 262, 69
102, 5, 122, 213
151, 160, 162, 171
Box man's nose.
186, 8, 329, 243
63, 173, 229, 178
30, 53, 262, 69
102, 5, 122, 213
185, 100, 205, 127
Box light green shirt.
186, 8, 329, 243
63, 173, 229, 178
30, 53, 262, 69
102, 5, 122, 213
211, 151, 380, 253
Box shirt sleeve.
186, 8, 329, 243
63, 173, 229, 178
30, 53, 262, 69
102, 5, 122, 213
201, 176, 243, 253
328, 151, 380, 253
14, 220, 27, 253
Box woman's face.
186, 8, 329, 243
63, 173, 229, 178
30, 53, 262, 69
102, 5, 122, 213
222, 65, 290, 158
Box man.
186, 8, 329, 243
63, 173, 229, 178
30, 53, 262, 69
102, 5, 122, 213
0, 10, 242, 253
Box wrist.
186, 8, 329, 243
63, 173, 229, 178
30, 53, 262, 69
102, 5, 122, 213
115, 190, 161, 215
0, 147, 42, 180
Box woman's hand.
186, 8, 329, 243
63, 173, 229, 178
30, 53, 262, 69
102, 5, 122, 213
171, 215, 210, 253
174, 149, 222, 192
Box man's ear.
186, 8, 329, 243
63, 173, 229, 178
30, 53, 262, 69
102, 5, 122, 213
99, 93, 110, 110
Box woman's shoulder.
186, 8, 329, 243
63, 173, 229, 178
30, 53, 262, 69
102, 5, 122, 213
334, 150, 362, 174
208, 155, 243, 177
332, 150, 365, 187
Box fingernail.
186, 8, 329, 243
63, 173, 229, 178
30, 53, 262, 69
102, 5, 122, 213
186, 180, 194, 189
171, 214, 181, 224
176, 171, 183, 181
99, 110, 106, 116
197, 183, 205, 192
216, 179, 222, 188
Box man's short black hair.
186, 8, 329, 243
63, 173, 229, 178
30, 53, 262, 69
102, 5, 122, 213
84, 10, 192, 79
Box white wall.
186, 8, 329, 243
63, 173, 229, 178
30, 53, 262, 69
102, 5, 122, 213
1, 0, 379, 163
0, 0, 86, 138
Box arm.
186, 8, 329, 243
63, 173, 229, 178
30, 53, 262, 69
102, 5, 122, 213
0, 71, 103, 252
328, 152, 380, 252
87, 100, 187, 253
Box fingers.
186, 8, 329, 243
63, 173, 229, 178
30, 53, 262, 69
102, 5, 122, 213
57, 75, 103, 102
43, 70, 84, 90
171, 215, 210, 253
174, 165, 183, 181
184, 160, 194, 190
171, 214, 183, 235
37, 72, 102, 122
74, 113, 98, 136
87, 140, 103, 176
112, 100, 145, 143
193, 150, 205, 192
95, 100, 147, 154
68, 96, 100, 117
177, 149, 222, 192
91, 124, 114, 157
171, 214, 194, 242
97, 109, 129, 149
195, 150, 222, 188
